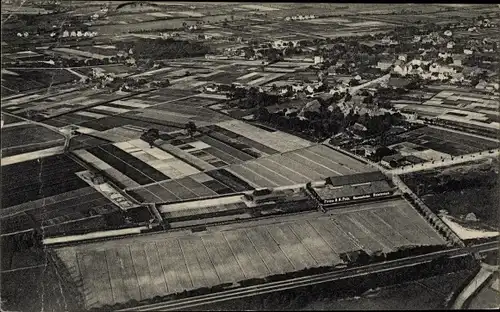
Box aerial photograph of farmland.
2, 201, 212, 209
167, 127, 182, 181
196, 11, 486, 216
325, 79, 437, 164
1, 1, 499, 311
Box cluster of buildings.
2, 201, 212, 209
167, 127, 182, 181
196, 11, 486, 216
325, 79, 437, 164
284, 14, 317, 21
61, 30, 98, 38
306, 171, 395, 210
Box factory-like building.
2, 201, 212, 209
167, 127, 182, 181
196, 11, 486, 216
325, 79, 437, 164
306, 171, 395, 208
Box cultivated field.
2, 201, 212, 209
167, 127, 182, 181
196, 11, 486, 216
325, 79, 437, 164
1, 124, 65, 157
125, 141, 374, 202
395, 127, 498, 156
43, 95, 159, 128
3, 88, 145, 126
216, 119, 313, 153
73, 143, 171, 187
0, 69, 79, 96
125, 170, 246, 204
1, 154, 89, 208
226, 144, 374, 188
1, 186, 118, 233
52, 197, 447, 309
203, 124, 281, 156
123, 93, 232, 128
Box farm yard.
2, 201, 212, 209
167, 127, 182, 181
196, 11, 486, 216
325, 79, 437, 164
51, 197, 447, 309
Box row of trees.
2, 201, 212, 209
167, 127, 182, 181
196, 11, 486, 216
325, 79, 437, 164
7, 54, 125, 68
141, 122, 197, 147
116, 38, 211, 60
226, 86, 283, 109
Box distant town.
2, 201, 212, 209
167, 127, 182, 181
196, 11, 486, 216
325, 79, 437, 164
1, 2, 499, 311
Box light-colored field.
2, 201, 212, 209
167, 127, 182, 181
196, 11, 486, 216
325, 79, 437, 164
111, 99, 151, 109
114, 140, 199, 179
300, 17, 351, 24
93, 45, 117, 50
158, 194, 246, 213
346, 21, 390, 27
1, 146, 65, 166
128, 67, 174, 79
93, 105, 130, 114
135, 109, 223, 127
147, 12, 173, 17
216, 120, 312, 153
154, 140, 217, 172
73, 149, 140, 189
237, 72, 260, 81
53, 48, 110, 60
195, 93, 228, 100
437, 114, 499, 130
171, 11, 205, 17
73, 111, 107, 119
413, 149, 451, 161
247, 73, 285, 86
53, 198, 446, 309
226, 144, 373, 188
239, 4, 280, 11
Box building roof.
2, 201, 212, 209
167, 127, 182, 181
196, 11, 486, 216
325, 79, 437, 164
350, 122, 368, 132
311, 180, 393, 201
325, 171, 387, 187
381, 154, 405, 163
300, 99, 321, 115
405, 155, 426, 164
388, 77, 411, 89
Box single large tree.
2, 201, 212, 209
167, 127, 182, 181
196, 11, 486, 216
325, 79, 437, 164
141, 128, 160, 148
185, 121, 197, 137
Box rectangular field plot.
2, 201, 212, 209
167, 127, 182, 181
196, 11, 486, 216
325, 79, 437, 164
114, 140, 199, 179
0, 186, 119, 234
53, 197, 447, 309
403, 127, 498, 156
1, 124, 66, 157
216, 120, 312, 153
78, 115, 180, 133
125, 172, 239, 203
79, 143, 172, 186
1, 154, 89, 208
205, 125, 280, 155
135, 103, 231, 127
225, 144, 374, 188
